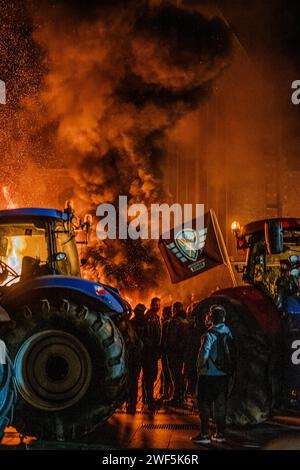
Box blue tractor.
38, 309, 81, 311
0, 208, 130, 440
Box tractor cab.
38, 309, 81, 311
233, 218, 300, 309
0, 208, 85, 288
0, 208, 128, 440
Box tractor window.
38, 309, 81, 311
247, 236, 265, 283
265, 231, 300, 270
54, 222, 80, 277
0, 222, 49, 285
248, 230, 300, 298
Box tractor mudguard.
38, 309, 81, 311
212, 285, 282, 334
1, 275, 126, 317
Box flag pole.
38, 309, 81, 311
210, 209, 237, 287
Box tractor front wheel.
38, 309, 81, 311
3, 297, 127, 440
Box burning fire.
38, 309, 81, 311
0, 1, 232, 297
0, 426, 36, 447
1, 237, 26, 285
2, 187, 17, 209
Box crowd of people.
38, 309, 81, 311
126, 297, 198, 413
125, 297, 235, 444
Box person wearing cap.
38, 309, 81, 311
192, 304, 234, 444
126, 303, 147, 413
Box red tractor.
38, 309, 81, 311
193, 218, 300, 424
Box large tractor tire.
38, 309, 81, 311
2, 296, 127, 440
193, 296, 282, 425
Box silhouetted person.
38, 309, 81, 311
192, 305, 234, 444
126, 303, 147, 413
185, 311, 201, 398
160, 306, 172, 400
143, 297, 161, 411
165, 302, 189, 407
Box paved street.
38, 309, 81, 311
2, 406, 300, 450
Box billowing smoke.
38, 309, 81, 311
0, 0, 232, 295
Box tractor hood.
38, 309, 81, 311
1, 275, 126, 315
0, 208, 68, 221
212, 285, 282, 334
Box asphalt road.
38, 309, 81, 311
2, 405, 300, 450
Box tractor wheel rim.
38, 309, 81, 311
14, 330, 92, 411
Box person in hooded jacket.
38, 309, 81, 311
192, 305, 234, 444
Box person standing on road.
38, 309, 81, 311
165, 302, 189, 407
143, 297, 161, 412
185, 309, 201, 400
192, 305, 235, 444
126, 303, 147, 413
159, 306, 172, 400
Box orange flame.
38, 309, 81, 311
2, 187, 17, 209
0, 237, 26, 285
0, 426, 36, 447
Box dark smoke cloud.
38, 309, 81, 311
0, 0, 232, 293
78, 2, 231, 291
